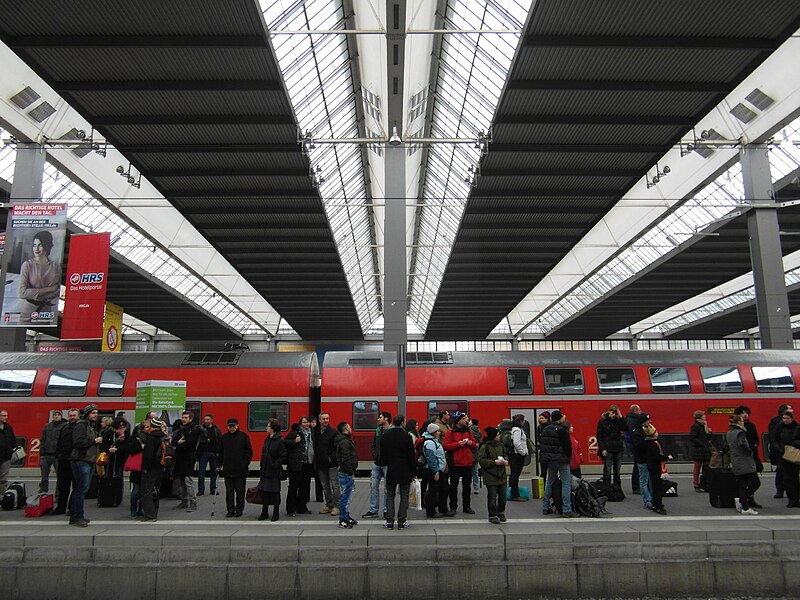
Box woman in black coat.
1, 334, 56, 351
643, 425, 672, 515
776, 411, 800, 508
688, 411, 713, 492
258, 418, 287, 521
284, 417, 315, 516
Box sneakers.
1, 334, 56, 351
644, 502, 654, 510
462, 507, 475, 515
497, 513, 507, 522
330, 507, 340, 516
488, 516, 501, 524
560, 511, 579, 518
734, 499, 742, 513
346, 517, 358, 526
320, 507, 331, 514
473, 489, 479, 495
444, 510, 456, 517
69, 519, 89, 527
177, 500, 189, 509
542, 509, 554, 515
338, 520, 353, 529
362, 511, 379, 519
398, 522, 412, 529
741, 507, 759, 515
383, 522, 394, 530
654, 507, 667, 515
186, 502, 197, 512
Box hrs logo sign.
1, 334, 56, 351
70, 272, 105, 285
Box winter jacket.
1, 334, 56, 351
173, 422, 202, 478
570, 435, 583, 470
643, 437, 669, 472
200, 424, 222, 454
0, 421, 15, 461
56, 421, 76, 459
539, 422, 571, 465
596, 413, 627, 454
624, 411, 639, 450
284, 426, 305, 472
433, 418, 449, 436
421, 433, 446, 475
315, 425, 339, 468
259, 432, 287, 493
477, 439, 507, 486
336, 433, 358, 476
443, 426, 477, 467
776, 421, 800, 456
726, 424, 756, 477
380, 426, 416, 486
40, 420, 66, 456
141, 429, 165, 471
498, 419, 515, 455
511, 426, 529, 456
371, 425, 390, 465
632, 426, 647, 464
688, 420, 713, 461
71, 419, 100, 464
218, 429, 253, 478
469, 424, 483, 460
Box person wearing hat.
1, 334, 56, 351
39, 409, 66, 494
68, 404, 103, 527
139, 417, 167, 522
478, 426, 509, 524
632, 413, 654, 509
420, 422, 448, 518
51, 408, 80, 515
643, 424, 672, 515
217, 418, 253, 517
443, 411, 477, 515
536, 411, 551, 482
539, 409, 577, 517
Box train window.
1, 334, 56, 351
544, 369, 584, 395
701, 367, 743, 393
753, 366, 795, 393
248, 401, 289, 431
0, 370, 36, 396
428, 401, 469, 421
46, 370, 90, 396
507, 369, 533, 395
186, 401, 202, 424
649, 367, 690, 393
98, 370, 126, 396
353, 401, 380, 430
597, 368, 637, 394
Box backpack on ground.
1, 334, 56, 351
591, 479, 625, 502
2, 482, 26, 510
571, 478, 609, 518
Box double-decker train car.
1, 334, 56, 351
0, 350, 319, 469
321, 349, 800, 470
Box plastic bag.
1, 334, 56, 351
409, 479, 422, 510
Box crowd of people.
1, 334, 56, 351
1, 402, 800, 527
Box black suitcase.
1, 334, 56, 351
97, 476, 124, 507
2, 482, 26, 510
708, 470, 737, 508
85, 473, 99, 500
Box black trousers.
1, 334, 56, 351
782, 461, 799, 505
631, 460, 640, 492
140, 467, 163, 519
422, 468, 448, 516
286, 465, 313, 514
386, 482, 411, 524
225, 476, 247, 512
509, 454, 524, 498
448, 465, 472, 511
55, 457, 74, 512
648, 466, 664, 510
487, 483, 507, 517
736, 472, 761, 509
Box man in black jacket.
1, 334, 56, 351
540, 410, 576, 517
632, 412, 654, 509
768, 403, 793, 498
139, 418, 166, 522
596, 405, 627, 487
315, 412, 341, 515
197, 414, 221, 497
39, 409, 66, 494
0, 409, 15, 496
173, 411, 202, 511
217, 418, 253, 517
625, 404, 642, 494
52, 408, 79, 515
380, 415, 416, 529
70, 404, 103, 527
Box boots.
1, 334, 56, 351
271, 504, 280, 521
258, 506, 269, 521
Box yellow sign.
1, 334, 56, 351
279, 343, 316, 352
708, 407, 736, 415
102, 302, 124, 352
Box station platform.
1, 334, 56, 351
1, 473, 798, 599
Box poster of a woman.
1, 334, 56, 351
18, 231, 61, 324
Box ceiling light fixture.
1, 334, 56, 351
388, 126, 402, 146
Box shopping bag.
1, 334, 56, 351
782, 445, 800, 465
409, 479, 422, 510
124, 452, 143, 472
11, 446, 26, 462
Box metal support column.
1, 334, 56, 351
384, 0, 408, 416
741, 144, 792, 349
0, 143, 46, 351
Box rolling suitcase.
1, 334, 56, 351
708, 470, 736, 508
97, 476, 124, 507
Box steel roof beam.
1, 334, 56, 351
147, 168, 309, 177
169, 191, 316, 198
494, 114, 693, 126
93, 115, 295, 125
119, 144, 299, 153
522, 35, 779, 50
489, 143, 665, 153
4, 35, 266, 48
59, 80, 282, 91
470, 189, 619, 198
481, 167, 641, 177
507, 80, 730, 93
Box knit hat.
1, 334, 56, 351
638, 412, 651, 424
427, 423, 439, 435
227, 418, 238, 426
82, 404, 98, 417
484, 426, 499, 441
452, 411, 465, 423
550, 410, 564, 423
52, 409, 62, 416
540, 411, 551, 420
150, 417, 164, 428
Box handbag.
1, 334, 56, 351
96, 452, 108, 466
11, 446, 26, 462
245, 485, 263, 505
124, 452, 143, 472
409, 479, 422, 510
782, 445, 800, 465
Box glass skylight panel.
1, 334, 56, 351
0, 127, 15, 182
264, 1, 378, 334
411, 0, 531, 333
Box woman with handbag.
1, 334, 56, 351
726, 413, 761, 514
258, 418, 287, 521
776, 410, 800, 508
124, 420, 148, 518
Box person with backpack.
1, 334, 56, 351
540, 410, 576, 517
335, 421, 359, 529
569, 423, 583, 478
689, 410, 713, 492
624, 404, 642, 494
39, 409, 66, 494
139, 418, 167, 522
420, 423, 448, 518
499, 417, 529, 502
477, 426, 508, 524
173, 411, 204, 512
443, 412, 477, 515
0, 409, 15, 498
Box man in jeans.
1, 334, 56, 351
69, 404, 103, 527
197, 413, 221, 496
632, 412, 654, 509
362, 411, 391, 519
172, 411, 202, 512
314, 412, 341, 516
335, 421, 359, 528
539, 410, 577, 518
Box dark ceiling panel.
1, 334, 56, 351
424, 0, 800, 340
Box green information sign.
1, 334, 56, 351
135, 380, 186, 424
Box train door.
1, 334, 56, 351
510, 408, 558, 477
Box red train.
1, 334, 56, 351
2, 348, 798, 470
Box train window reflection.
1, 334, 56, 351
46, 370, 90, 396
701, 367, 743, 393
649, 367, 690, 393
507, 369, 533, 395
544, 369, 584, 395
753, 366, 795, 393
598, 368, 637, 394
353, 401, 380, 431
98, 370, 126, 396
428, 401, 469, 421
0, 370, 36, 396
248, 401, 289, 431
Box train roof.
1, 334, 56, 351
322, 349, 800, 369
0, 351, 317, 370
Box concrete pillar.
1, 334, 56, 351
741, 145, 792, 349
0, 142, 46, 351
384, 0, 408, 415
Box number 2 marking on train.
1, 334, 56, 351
30, 439, 40, 453
588, 436, 598, 452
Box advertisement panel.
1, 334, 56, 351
135, 380, 187, 424
0, 203, 67, 327
102, 301, 124, 352
61, 232, 110, 339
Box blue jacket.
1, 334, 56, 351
422, 432, 446, 474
